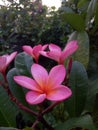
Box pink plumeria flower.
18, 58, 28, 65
0, 52, 17, 74
14, 64, 72, 105
40, 40, 78, 64
22, 44, 48, 63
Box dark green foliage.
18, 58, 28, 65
0, 0, 72, 54
65, 61, 89, 117
0, 127, 19, 130
62, 13, 85, 31
0, 86, 17, 126
55, 114, 96, 130
15, 52, 33, 75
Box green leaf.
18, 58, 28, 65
68, 31, 89, 68
77, 0, 89, 8
0, 127, 19, 130
7, 68, 28, 106
0, 87, 17, 126
86, 0, 97, 27
95, 3, 98, 29
55, 114, 96, 130
65, 61, 88, 117
60, 7, 74, 13
61, 13, 85, 31
7, 68, 36, 121
15, 52, 33, 76
85, 79, 98, 112
23, 127, 34, 130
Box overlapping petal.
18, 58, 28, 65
46, 51, 60, 62
22, 46, 33, 56
48, 65, 66, 88
40, 44, 61, 62
40, 51, 60, 62
40, 41, 78, 64
60, 40, 78, 62
39, 51, 49, 58
0, 52, 17, 74
32, 45, 42, 57
6, 52, 17, 66
14, 76, 41, 92
31, 64, 48, 87
49, 44, 61, 52
26, 91, 46, 104
23, 44, 48, 63
42, 44, 48, 50
47, 85, 72, 101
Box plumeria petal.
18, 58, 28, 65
40, 44, 61, 62
14, 76, 41, 92
60, 40, 78, 63
0, 52, 17, 73
49, 44, 61, 52
32, 44, 42, 54
40, 51, 49, 58
26, 91, 46, 104
40, 50, 60, 62
63, 40, 78, 52
47, 85, 72, 101
23, 44, 48, 63
42, 44, 48, 50
32, 44, 42, 60
48, 65, 66, 88
23, 46, 33, 56
6, 52, 17, 66
31, 64, 48, 87
46, 51, 61, 62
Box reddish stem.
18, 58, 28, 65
1, 80, 38, 116
32, 120, 39, 128
1, 72, 38, 116
42, 101, 61, 115
64, 58, 73, 86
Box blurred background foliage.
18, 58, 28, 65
0, 0, 98, 129
0, 0, 71, 54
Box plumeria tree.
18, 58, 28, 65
0, 39, 97, 130
0, 0, 98, 129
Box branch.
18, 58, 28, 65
1, 81, 38, 116
42, 101, 61, 115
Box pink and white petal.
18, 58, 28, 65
46, 51, 60, 62
26, 91, 46, 104
49, 44, 61, 52
42, 44, 48, 50
64, 40, 78, 52
40, 51, 49, 58
61, 40, 78, 60
22, 46, 33, 56
6, 52, 17, 65
32, 45, 42, 59
47, 85, 72, 101
40, 51, 60, 62
14, 76, 41, 92
32, 45, 42, 54
48, 65, 66, 88
31, 64, 48, 87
